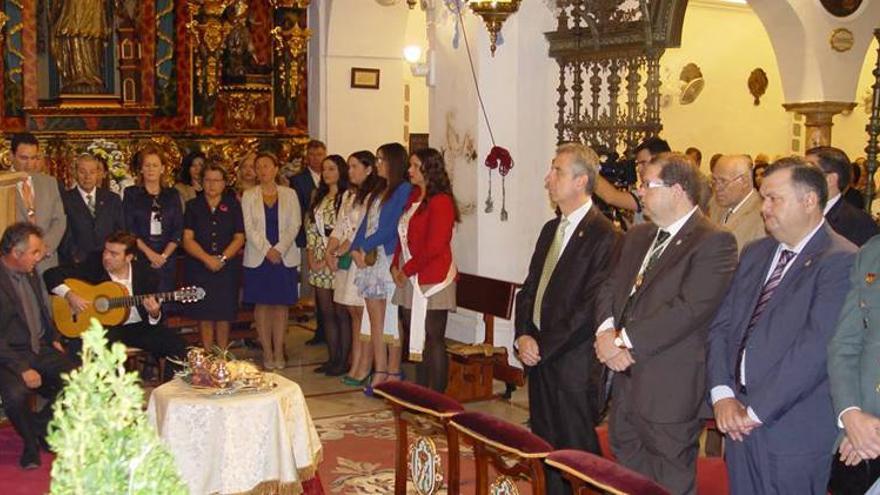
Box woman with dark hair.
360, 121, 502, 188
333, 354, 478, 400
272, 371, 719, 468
351, 142, 412, 392
241, 153, 301, 369
392, 148, 459, 392
123, 145, 183, 293
182, 162, 245, 350
175, 151, 206, 207
326, 150, 383, 386
306, 154, 351, 375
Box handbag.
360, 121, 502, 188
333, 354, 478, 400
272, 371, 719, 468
337, 253, 352, 270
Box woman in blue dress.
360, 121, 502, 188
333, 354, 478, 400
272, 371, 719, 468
241, 153, 301, 370
123, 145, 183, 293
182, 162, 245, 350
351, 142, 412, 391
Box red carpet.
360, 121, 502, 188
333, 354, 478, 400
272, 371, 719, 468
0, 427, 53, 495
0, 426, 324, 495
314, 408, 533, 494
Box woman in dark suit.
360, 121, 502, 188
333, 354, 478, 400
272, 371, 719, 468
182, 162, 245, 350
123, 144, 183, 293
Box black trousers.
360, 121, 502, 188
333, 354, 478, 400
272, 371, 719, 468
829, 456, 880, 495
0, 346, 76, 454
107, 321, 187, 379
528, 339, 601, 495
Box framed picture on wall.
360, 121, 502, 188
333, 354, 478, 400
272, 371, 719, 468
409, 133, 429, 153
351, 68, 380, 89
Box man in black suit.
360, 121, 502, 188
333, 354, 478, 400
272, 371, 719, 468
515, 143, 621, 495
44, 231, 185, 375
59, 153, 124, 264
0, 223, 76, 469
806, 146, 879, 247
291, 139, 326, 346
595, 153, 738, 494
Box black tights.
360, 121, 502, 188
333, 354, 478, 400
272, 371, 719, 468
400, 307, 449, 393
314, 287, 351, 371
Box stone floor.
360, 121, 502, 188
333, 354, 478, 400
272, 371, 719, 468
227, 321, 531, 424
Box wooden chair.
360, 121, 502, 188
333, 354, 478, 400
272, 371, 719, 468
374, 381, 465, 495
124, 347, 167, 386
450, 411, 552, 494
446, 273, 523, 402
595, 421, 729, 495
545, 449, 671, 495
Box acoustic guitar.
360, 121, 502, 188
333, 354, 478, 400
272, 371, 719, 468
51, 279, 206, 338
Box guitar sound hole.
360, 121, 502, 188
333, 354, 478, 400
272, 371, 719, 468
94, 297, 110, 313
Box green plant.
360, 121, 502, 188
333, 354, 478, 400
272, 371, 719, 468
47, 319, 187, 495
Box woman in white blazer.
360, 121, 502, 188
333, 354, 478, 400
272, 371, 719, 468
241, 153, 301, 370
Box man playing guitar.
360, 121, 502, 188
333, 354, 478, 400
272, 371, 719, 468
44, 231, 186, 379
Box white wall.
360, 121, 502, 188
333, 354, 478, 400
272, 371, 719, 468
318, 0, 429, 156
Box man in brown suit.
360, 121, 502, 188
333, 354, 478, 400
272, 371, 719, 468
709, 154, 766, 253
595, 152, 738, 494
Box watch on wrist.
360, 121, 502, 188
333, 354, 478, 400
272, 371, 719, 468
613, 330, 626, 349
218, 254, 228, 264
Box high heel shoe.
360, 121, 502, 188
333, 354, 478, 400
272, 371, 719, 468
342, 373, 370, 387
363, 371, 387, 397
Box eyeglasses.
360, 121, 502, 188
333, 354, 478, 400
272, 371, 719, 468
639, 180, 669, 190
711, 173, 745, 189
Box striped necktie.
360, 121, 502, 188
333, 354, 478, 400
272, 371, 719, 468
735, 249, 796, 386
86, 192, 95, 217
533, 217, 570, 328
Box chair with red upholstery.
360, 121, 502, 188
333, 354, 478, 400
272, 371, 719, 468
546, 449, 671, 495
595, 421, 729, 495
450, 411, 553, 494
373, 381, 465, 495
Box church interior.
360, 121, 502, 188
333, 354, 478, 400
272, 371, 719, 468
0, 0, 879, 494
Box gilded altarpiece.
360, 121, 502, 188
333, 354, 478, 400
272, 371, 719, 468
0, 0, 311, 186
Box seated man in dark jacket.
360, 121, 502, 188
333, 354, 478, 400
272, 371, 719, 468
44, 231, 186, 377
0, 222, 76, 469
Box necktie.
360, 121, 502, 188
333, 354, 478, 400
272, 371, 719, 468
735, 249, 796, 387
21, 180, 35, 223
643, 229, 671, 275
13, 273, 42, 353
723, 208, 733, 224
532, 217, 570, 328
86, 193, 95, 216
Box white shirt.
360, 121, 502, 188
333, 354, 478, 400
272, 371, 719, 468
52, 262, 161, 326
78, 186, 96, 208
556, 199, 593, 260
710, 219, 826, 423
823, 193, 842, 216
725, 189, 755, 221
309, 169, 321, 188
596, 205, 700, 346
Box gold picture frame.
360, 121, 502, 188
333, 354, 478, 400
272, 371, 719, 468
351, 68, 380, 89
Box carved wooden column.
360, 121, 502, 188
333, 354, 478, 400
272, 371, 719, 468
0, 172, 27, 234
782, 101, 857, 148
865, 28, 880, 212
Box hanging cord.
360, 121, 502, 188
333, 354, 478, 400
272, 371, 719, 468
454, 1, 497, 146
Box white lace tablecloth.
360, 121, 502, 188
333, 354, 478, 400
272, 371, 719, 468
147, 374, 322, 495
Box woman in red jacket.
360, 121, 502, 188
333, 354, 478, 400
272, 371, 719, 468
391, 147, 459, 392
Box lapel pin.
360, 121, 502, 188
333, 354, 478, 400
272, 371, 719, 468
578, 231, 584, 238
804, 259, 812, 267
675, 240, 682, 246
867, 272, 877, 286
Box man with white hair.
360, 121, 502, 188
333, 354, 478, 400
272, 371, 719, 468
515, 143, 621, 494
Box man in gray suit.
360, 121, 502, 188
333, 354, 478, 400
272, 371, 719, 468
10, 133, 66, 274
709, 155, 765, 253
828, 234, 880, 494
707, 157, 856, 494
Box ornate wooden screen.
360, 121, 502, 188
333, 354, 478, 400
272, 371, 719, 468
545, 0, 687, 153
